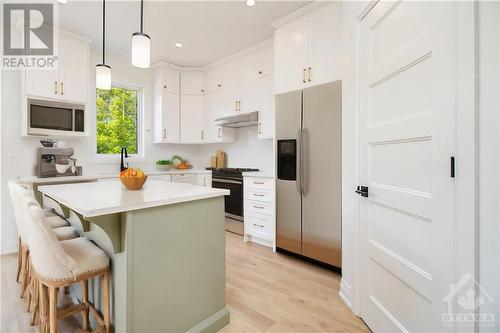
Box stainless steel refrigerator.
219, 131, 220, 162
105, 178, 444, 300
275, 80, 342, 268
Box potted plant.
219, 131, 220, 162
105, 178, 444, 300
155, 159, 173, 170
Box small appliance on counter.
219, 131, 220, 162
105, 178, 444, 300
38, 147, 82, 178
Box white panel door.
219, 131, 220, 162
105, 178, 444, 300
239, 51, 261, 114
25, 67, 59, 99
273, 18, 308, 94
358, 1, 469, 332
222, 60, 240, 116
180, 95, 204, 143
159, 67, 180, 94
162, 92, 180, 143
58, 35, 88, 103
259, 45, 274, 77
204, 66, 222, 94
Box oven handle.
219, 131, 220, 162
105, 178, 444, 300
212, 178, 243, 185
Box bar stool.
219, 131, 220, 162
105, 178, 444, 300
28, 205, 110, 333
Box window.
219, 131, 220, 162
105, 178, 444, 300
96, 85, 141, 155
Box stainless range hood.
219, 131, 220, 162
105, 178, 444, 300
214, 111, 258, 128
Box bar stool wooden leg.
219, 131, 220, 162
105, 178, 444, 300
49, 287, 58, 333
19, 248, 29, 298
30, 278, 39, 326
81, 280, 89, 330
39, 282, 48, 333
16, 238, 22, 282
102, 272, 110, 333
27, 262, 32, 311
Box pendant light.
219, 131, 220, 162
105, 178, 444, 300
96, 0, 111, 90
131, 0, 150, 68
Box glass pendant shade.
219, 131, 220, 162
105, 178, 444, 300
131, 33, 150, 68
96, 64, 111, 90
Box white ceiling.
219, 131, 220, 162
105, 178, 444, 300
59, 1, 308, 67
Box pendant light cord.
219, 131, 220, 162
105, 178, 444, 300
140, 0, 144, 33
102, 0, 106, 64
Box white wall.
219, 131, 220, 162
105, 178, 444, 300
478, 1, 500, 331
195, 126, 273, 171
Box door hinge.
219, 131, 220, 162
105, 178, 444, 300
450, 156, 455, 178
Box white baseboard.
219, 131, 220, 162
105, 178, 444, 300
339, 278, 353, 309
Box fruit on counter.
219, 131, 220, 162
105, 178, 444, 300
175, 161, 192, 169
156, 159, 172, 165
120, 168, 145, 178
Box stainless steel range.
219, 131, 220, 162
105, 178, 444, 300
207, 167, 258, 235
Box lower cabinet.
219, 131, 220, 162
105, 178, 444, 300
243, 176, 275, 249
148, 175, 172, 182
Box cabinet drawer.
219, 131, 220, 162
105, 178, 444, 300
244, 177, 273, 191
245, 199, 273, 216
149, 175, 172, 182
171, 174, 197, 184
245, 188, 273, 203
245, 213, 273, 240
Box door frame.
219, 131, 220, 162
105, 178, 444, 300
341, 0, 478, 330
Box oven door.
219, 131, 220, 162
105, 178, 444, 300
212, 177, 243, 221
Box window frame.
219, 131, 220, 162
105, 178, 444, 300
94, 82, 144, 160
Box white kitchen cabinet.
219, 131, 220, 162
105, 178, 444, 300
258, 75, 274, 140
203, 91, 235, 143
259, 45, 274, 77
25, 34, 89, 103
238, 52, 261, 114
157, 67, 180, 94
181, 71, 205, 95
161, 92, 181, 143
243, 176, 275, 248
274, 3, 342, 94
204, 67, 222, 93
148, 175, 172, 182
222, 60, 241, 116
171, 173, 197, 185
180, 95, 204, 143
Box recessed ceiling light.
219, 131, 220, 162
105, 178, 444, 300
246, 0, 255, 7
175, 43, 183, 48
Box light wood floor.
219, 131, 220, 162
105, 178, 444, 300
1, 232, 369, 333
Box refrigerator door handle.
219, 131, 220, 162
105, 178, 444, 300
296, 129, 302, 194
301, 128, 306, 196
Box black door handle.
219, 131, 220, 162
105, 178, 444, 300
355, 186, 369, 198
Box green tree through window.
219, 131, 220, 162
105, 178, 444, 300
96, 86, 139, 154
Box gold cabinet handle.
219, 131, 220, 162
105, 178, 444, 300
218, 128, 222, 139
253, 205, 264, 209
60, 82, 64, 95
253, 193, 264, 197
254, 181, 264, 185
308, 67, 312, 82
302, 68, 306, 83
238, 100, 242, 111
163, 129, 167, 139
253, 223, 264, 228
258, 122, 262, 134
54, 81, 58, 94
234, 101, 237, 112
201, 130, 204, 140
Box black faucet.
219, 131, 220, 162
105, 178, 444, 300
120, 147, 129, 172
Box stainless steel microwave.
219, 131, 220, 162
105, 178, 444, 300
27, 99, 85, 136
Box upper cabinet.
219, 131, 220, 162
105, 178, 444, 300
274, 3, 342, 94
222, 44, 274, 116
180, 94, 204, 143
154, 67, 181, 143
204, 67, 222, 94
25, 33, 89, 103
181, 71, 205, 95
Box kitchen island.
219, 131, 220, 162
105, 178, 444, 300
38, 179, 230, 333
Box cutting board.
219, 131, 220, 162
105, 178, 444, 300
216, 151, 226, 168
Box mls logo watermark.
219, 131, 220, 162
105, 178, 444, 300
2, 2, 58, 70
442, 273, 495, 329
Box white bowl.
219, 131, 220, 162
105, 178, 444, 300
55, 164, 71, 173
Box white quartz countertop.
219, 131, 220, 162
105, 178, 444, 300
19, 169, 212, 184
242, 171, 274, 179
38, 179, 229, 218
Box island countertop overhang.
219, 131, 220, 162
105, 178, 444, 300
38, 179, 230, 218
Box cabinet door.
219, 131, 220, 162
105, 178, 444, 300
222, 60, 240, 116
203, 91, 222, 143
307, 3, 342, 86
181, 71, 205, 95
273, 18, 308, 94
239, 52, 261, 114
25, 67, 59, 99
258, 75, 274, 140
259, 45, 274, 77
162, 92, 180, 143
180, 95, 204, 143
204, 67, 222, 93
159, 67, 180, 94
58, 35, 88, 103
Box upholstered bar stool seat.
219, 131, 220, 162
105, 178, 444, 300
44, 215, 70, 229
53, 227, 79, 242
28, 206, 110, 333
